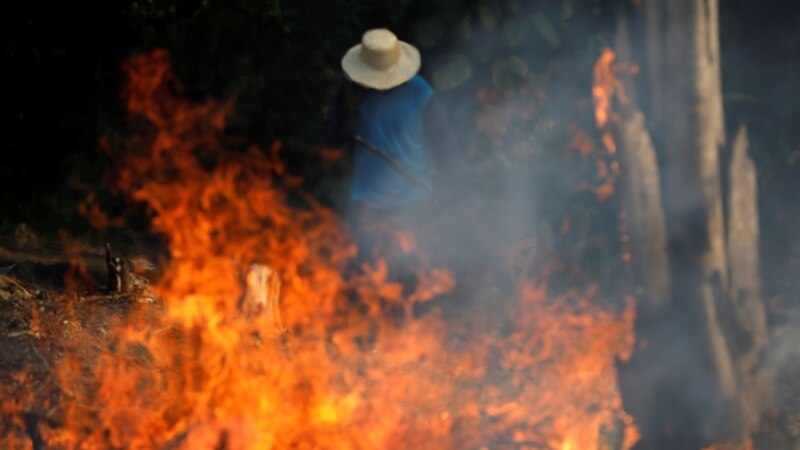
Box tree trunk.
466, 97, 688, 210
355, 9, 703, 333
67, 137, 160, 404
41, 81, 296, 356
642, 0, 665, 133
617, 2, 773, 447
612, 16, 671, 311
725, 124, 771, 430
633, 0, 747, 447
610, 17, 679, 449
661, 0, 740, 413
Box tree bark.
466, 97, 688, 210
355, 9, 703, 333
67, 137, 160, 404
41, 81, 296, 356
611, 17, 678, 449
633, 0, 746, 447
613, 16, 671, 311
642, 0, 665, 131
618, 2, 773, 447
725, 124, 771, 429
660, 0, 739, 404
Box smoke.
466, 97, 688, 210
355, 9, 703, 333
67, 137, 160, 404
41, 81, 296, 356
329, 1, 642, 445
340, 1, 620, 312
329, 1, 800, 447
52, 0, 798, 447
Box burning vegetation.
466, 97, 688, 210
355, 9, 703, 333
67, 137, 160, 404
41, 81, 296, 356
1, 50, 637, 450
2, 1, 800, 449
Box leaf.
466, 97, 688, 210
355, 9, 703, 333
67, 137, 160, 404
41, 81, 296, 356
454, 15, 472, 43
562, 0, 575, 20
432, 54, 473, 91
479, 2, 499, 31
787, 151, 800, 167
492, 56, 529, 90
532, 13, 561, 49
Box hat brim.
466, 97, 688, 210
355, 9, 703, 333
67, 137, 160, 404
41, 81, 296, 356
341, 41, 420, 91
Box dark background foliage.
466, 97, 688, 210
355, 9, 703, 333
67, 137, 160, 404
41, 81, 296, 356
1, 0, 798, 309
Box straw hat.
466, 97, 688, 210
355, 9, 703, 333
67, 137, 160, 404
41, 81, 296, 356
341, 29, 421, 91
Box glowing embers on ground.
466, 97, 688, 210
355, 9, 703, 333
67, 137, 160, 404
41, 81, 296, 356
21, 50, 636, 449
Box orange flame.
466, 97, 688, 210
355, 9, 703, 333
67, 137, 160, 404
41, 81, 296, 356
592, 49, 619, 131
588, 48, 626, 203
7, 50, 638, 449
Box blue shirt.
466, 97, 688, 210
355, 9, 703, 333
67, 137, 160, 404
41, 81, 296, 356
350, 75, 434, 210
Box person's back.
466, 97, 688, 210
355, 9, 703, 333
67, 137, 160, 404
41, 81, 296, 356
350, 74, 433, 210
324, 28, 460, 265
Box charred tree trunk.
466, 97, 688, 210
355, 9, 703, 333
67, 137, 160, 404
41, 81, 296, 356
655, 0, 749, 445
616, 0, 771, 448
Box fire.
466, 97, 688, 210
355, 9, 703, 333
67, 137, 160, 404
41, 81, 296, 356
4, 50, 638, 449
592, 49, 621, 131
567, 48, 631, 204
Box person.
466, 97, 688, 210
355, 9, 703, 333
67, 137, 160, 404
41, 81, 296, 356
324, 28, 459, 264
